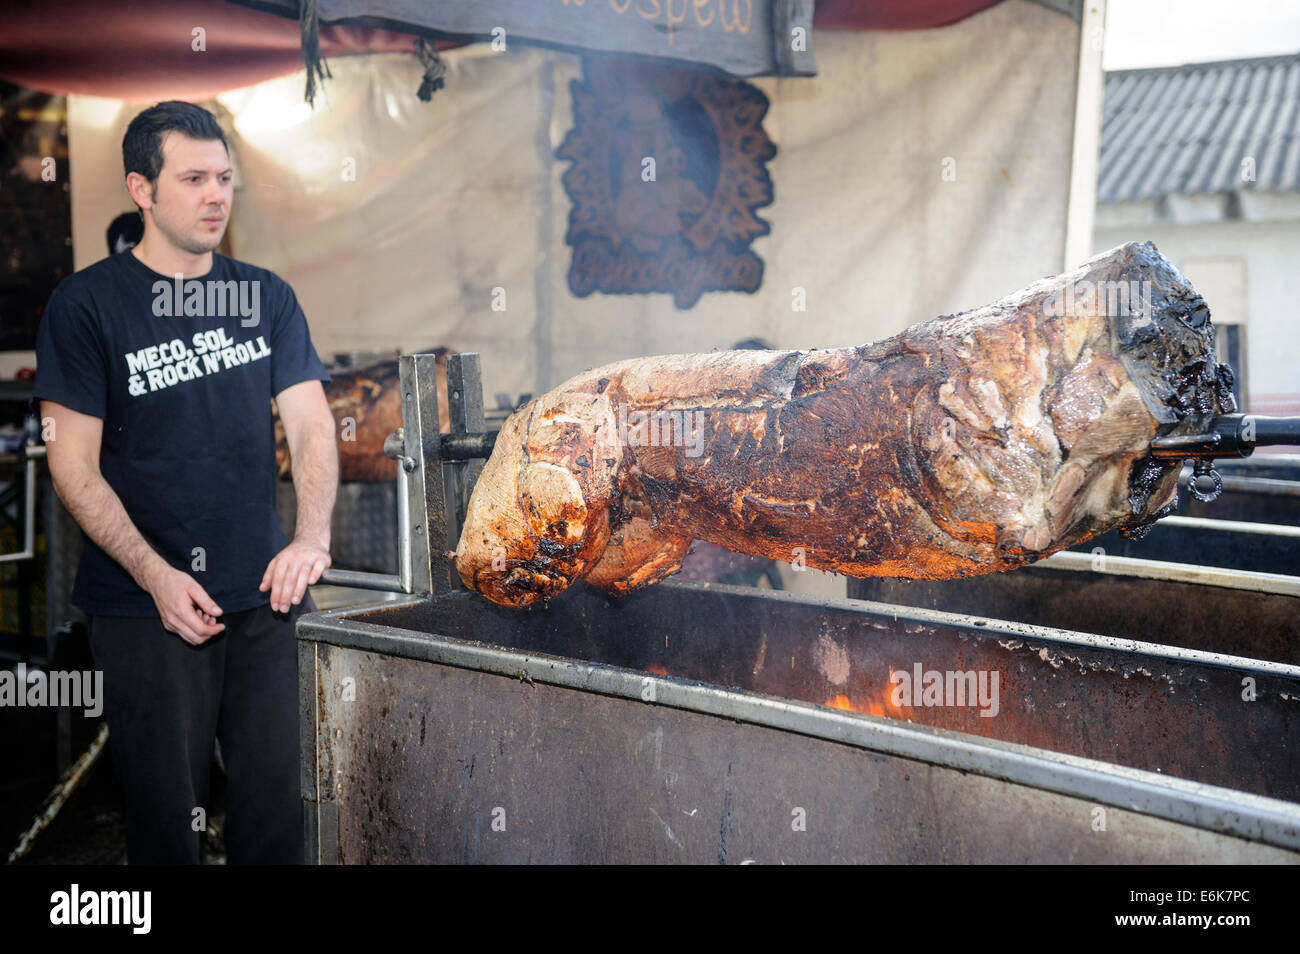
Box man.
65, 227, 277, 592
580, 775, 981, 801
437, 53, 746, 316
34, 101, 339, 864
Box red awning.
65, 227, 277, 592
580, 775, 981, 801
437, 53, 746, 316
0, 0, 422, 101
815, 0, 1002, 30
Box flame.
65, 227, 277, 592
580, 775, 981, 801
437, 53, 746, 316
824, 693, 887, 717
644, 664, 669, 675
824, 671, 908, 720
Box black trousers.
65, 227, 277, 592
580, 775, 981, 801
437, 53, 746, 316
87, 593, 314, 864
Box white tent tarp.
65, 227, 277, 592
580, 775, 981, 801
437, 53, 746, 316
64, 0, 1080, 403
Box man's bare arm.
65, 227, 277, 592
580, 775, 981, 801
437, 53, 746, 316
277, 380, 338, 548
41, 399, 224, 643
42, 400, 171, 590
261, 380, 337, 611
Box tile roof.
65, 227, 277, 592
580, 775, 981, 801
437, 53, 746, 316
1098, 52, 1300, 202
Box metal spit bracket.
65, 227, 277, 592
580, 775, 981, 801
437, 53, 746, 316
394, 352, 486, 597
1150, 413, 1300, 504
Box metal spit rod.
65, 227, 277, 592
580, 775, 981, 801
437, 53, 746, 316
439, 431, 498, 460
1158, 515, 1300, 538
1153, 414, 1300, 502
1151, 414, 1300, 459
315, 372, 1297, 595
1040, 550, 1300, 597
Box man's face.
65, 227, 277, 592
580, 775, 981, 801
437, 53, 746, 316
138, 132, 233, 255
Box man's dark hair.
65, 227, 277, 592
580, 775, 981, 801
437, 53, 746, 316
122, 101, 228, 186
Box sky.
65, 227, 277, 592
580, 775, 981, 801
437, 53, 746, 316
1104, 0, 1300, 70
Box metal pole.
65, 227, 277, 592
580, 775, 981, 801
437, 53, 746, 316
1040, 550, 1300, 597
1158, 515, 1300, 538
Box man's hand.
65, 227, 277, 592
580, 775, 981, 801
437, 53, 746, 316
260, 538, 331, 613
143, 564, 225, 646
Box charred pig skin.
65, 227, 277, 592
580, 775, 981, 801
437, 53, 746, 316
456, 242, 1235, 608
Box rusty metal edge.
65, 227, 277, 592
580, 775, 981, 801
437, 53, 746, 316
299, 583, 1300, 680
298, 640, 317, 805
298, 640, 320, 864
675, 580, 1300, 678
298, 638, 341, 865
295, 589, 1300, 854
787, 587, 1300, 678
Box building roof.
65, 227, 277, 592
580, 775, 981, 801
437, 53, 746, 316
1098, 52, 1300, 203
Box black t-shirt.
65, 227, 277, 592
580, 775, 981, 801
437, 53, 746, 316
34, 249, 331, 616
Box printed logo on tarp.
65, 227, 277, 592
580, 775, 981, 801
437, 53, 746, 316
152, 275, 260, 327
126, 329, 270, 396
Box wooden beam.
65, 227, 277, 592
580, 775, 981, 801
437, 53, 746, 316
244, 0, 818, 77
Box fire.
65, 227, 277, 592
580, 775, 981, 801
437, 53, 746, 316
644, 664, 669, 675
825, 694, 887, 717
823, 672, 909, 720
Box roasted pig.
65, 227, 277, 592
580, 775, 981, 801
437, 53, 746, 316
455, 242, 1234, 608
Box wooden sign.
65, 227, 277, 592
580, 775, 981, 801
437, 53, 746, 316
241, 0, 817, 77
